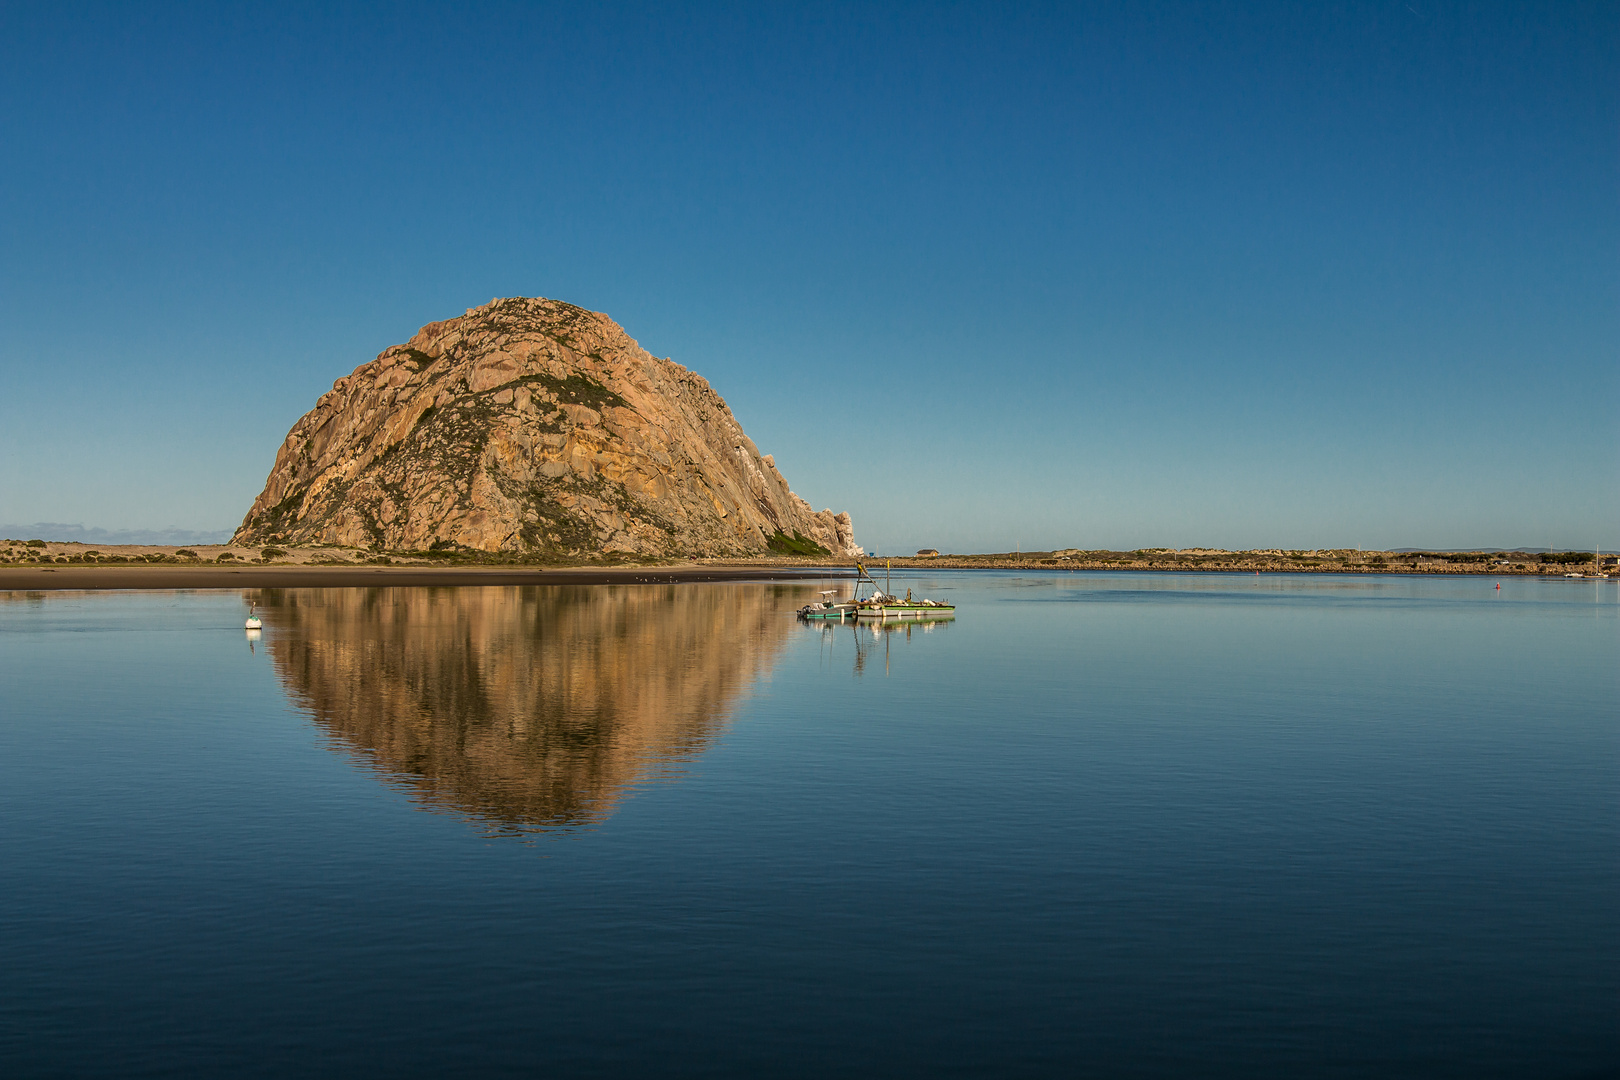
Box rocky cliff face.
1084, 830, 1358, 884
233, 297, 858, 557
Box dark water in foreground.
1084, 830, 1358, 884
1, 573, 1615, 1078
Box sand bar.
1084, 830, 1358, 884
0, 564, 855, 591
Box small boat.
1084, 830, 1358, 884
798, 590, 856, 620
245, 603, 262, 630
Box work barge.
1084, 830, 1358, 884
797, 562, 956, 622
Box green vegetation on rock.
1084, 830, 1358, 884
767, 530, 831, 557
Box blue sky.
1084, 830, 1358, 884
1, 1, 1614, 552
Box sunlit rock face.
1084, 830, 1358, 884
259, 584, 801, 832
232, 297, 859, 557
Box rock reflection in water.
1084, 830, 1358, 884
259, 584, 798, 833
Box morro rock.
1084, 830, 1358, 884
233, 297, 859, 557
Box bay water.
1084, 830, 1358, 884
1, 573, 1614, 1077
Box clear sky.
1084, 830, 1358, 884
1, 1, 1614, 553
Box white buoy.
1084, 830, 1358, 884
245, 603, 262, 630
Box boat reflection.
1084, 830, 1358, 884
802, 607, 954, 677
254, 584, 798, 835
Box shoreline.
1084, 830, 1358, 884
0, 561, 1609, 591
0, 564, 857, 591
884, 559, 1603, 576
2, 539, 1611, 590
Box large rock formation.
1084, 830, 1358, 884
233, 297, 858, 557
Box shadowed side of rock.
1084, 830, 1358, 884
233, 297, 859, 558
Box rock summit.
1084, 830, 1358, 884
233, 297, 859, 558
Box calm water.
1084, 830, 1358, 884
1, 573, 1615, 1077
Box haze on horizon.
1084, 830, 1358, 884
1, 1, 1613, 555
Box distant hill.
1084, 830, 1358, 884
0, 523, 232, 546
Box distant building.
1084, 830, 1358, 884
916, 549, 939, 557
